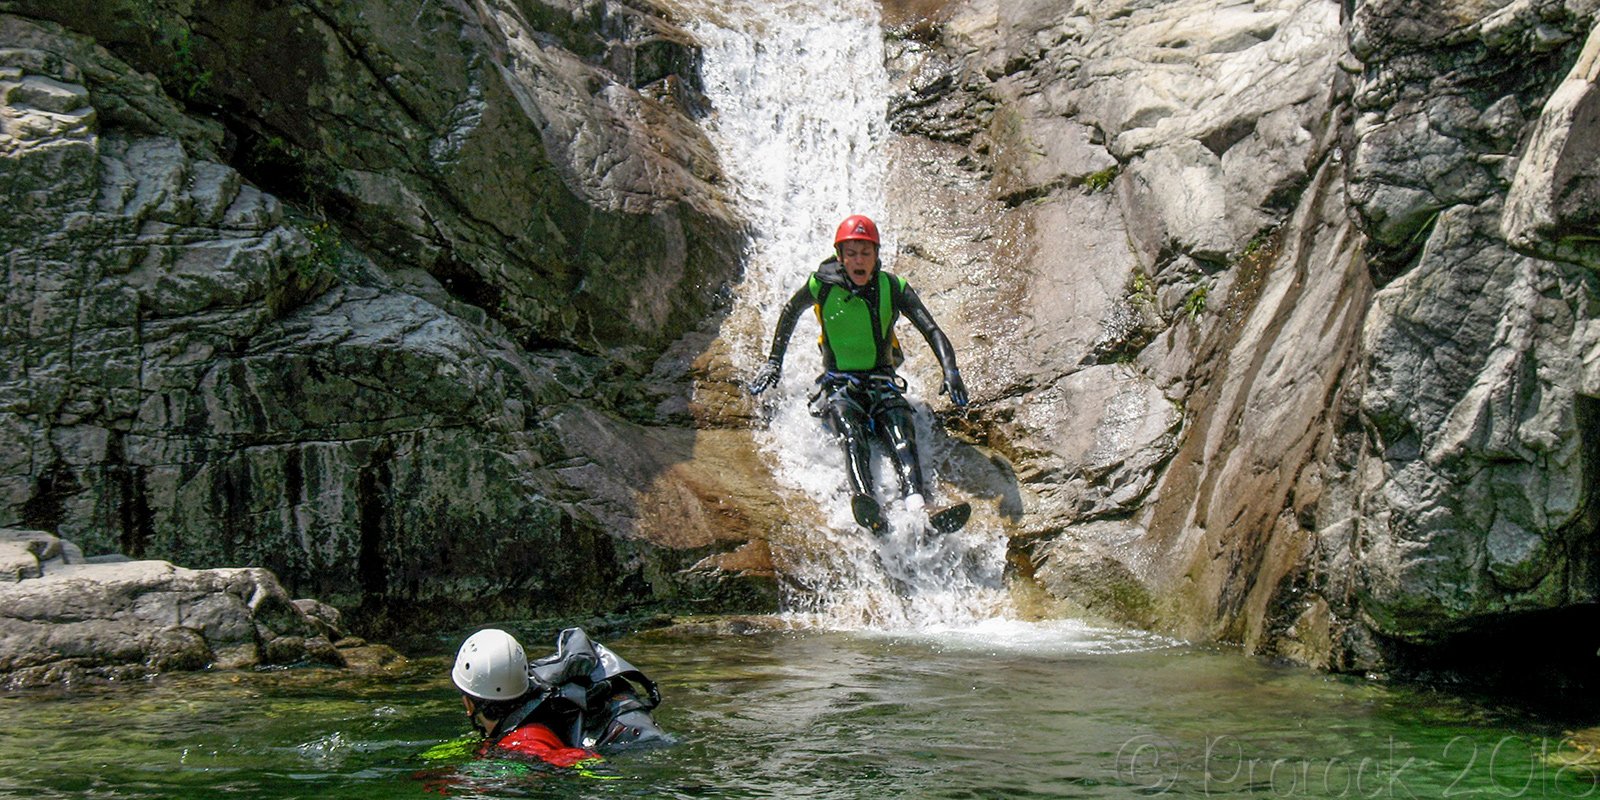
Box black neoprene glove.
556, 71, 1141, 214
942, 367, 968, 407
748, 358, 782, 395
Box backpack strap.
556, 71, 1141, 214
808, 274, 830, 307
878, 274, 905, 339
867, 272, 905, 367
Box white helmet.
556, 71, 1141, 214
451, 628, 529, 701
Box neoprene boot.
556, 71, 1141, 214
851, 494, 886, 533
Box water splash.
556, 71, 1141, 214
688, 0, 1010, 630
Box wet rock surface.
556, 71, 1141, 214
884, 0, 1600, 672
2, 0, 1598, 682
0, 1, 776, 653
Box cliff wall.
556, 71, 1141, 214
884, 0, 1600, 675
0, 0, 776, 632
4, 0, 1597, 680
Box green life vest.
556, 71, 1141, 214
808, 272, 906, 371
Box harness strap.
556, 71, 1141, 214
822, 370, 906, 391
494, 694, 549, 741
810, 371, 909, 429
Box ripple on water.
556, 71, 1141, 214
0, 626, 1593, 799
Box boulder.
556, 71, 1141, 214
0, 528, 346, 689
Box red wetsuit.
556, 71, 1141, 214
480, 722, 599, 768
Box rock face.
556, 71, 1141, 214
0, 528, 347, 688
884, 0, 1600, 673
0, 1, 778, 636
4, 0, 1597, 681
1319, 0, 1600, 662
1504, 21, 1600, 266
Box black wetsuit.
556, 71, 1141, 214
764, 257, 961, 501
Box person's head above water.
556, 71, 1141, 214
834, 214, 879, 287
451, 628, 529, 736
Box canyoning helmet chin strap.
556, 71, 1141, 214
834, 214, 880, 250
452, 628, 530, 701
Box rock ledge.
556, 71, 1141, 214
0, 527, 380, 689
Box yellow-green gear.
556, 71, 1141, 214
808, 272, 905, 371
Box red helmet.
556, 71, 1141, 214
833, 215, 880, 247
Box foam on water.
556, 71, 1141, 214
865, 617, 1185, 656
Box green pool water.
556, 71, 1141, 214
2, 619, 1595, 799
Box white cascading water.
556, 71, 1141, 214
686, 0, 1011, 630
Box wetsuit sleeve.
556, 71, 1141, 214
898, 284, 960, 374
765, 284, 815, 365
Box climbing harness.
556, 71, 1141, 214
809, 370, 908, 431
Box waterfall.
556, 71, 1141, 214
687, 0, 1011, 630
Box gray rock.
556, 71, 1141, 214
884, 0, 1352, 657
0, 528, 79, 581
1503, 20, 1600, 267
0, 541, 42, 582
991, 365, 1180, 522
1290, 0, 1600, 659
1029, 520, 1158, 628
896, 0, 1600, 675
981, 113, 1117, 203
1334, 199, 1598, 641
0, 3, 775, 634
1119, 140, 1235, 264
0, 529, 343, 687
293, 598, 345, 642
